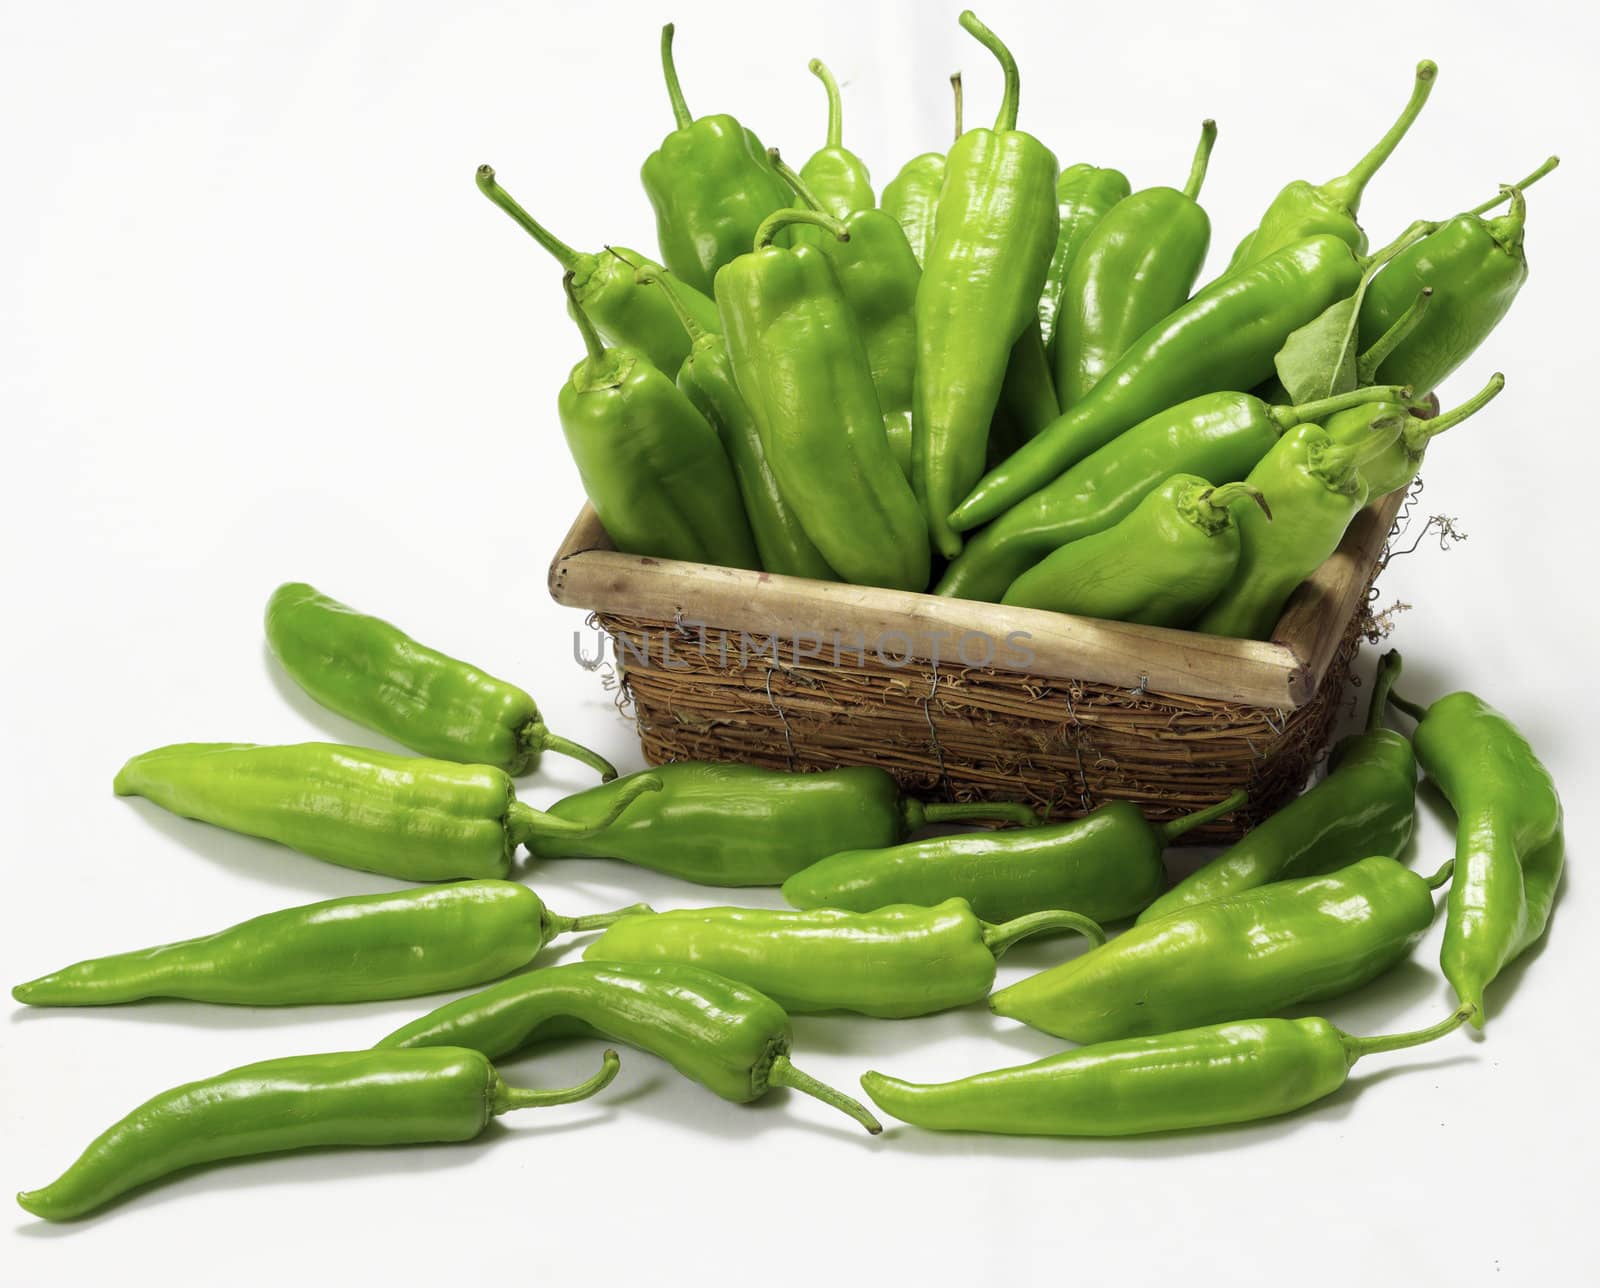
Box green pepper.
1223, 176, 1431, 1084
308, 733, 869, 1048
1192, 417, 1401, 640
113, 741, 662, 882
1003, 476, 1269, 626
531, 762, 1040, 886
1389, 687, 1564, 1027
798, 58, 873, 221
715, 208, 929, 590
952, 233, 1374, 530
641, 23, 793, 295
13, 881, 649, 1007
1051, 120, 1217, 409
860, 1006, 1472, 1138
768, 150, 921, 479
781, 791, 1245, 923
1139, 650, 1418, 923
913, 11, 1059, 558
629, 261, 836, 580
558, 274, 759, 569
1321, 371, 1504, 496
992, 856, 1451, 1043
17, 1047, 619, 1221
879, 72, 962, 268
936, 385, 1406, 603
994, 320, 1062, 446
583, 899, 1104, 1019
1038, 163, 1131, 359
266, 582, 616, 780
378, 960, 881, 1134
1227, 60, 1437, 272
474, 165, 719, 376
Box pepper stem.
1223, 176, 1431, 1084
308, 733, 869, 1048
543, 902, 656, 939
1339, 1003, 1475, 1064
1386, 689, 1429, 722
1182, 120, 1219, 201
1358, 288, 1433, 383
630, 258, 708, 345
767, 1053, 883, 1134
1327, 59, 1438, 212
1362, 218, 1435, 271
914, 799, 1042, 828
493, 1049, 621, 1113
1367, 650, 1403, 732
1465, 155, 1559, 218
535, 729, 621, 782
1158, 788, 1249, 843
1314, 416, 1405, 487
562, 273, 608, 367
1275, 385, 1415, 429
659, 23, 693, 130
1425, 859, 1456, 891
951, 71, 964, 140
1488, 186, 1527, 250
475, 165, 581, 271
809, 59, 845, 149
981, 909, 1106, 957
754, 207, 849, 250
959, 10, 1019, 132
505, 774, 664, 848
1405, 372, 1504, 451
1200, 482, 1271, 522
768, 148, 824, 212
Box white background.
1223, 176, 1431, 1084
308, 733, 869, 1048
3, 1, 1596, 1283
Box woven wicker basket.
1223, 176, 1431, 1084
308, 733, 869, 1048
549, 488, 1406, 844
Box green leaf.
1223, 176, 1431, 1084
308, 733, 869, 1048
1273, 295, 1361, 404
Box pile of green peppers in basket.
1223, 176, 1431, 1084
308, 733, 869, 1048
13, 10, 1569, 1223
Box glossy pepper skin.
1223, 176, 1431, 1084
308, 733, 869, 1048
769, 151, 921, 478
1051, 121, 1217, 409
1003, 476, 1268, 626
113, 741, 662, 882
583, 898, 1104, 1019
1038, 163, 1131, 358
953, 234, 1368, 530
1193, 418, 1398, 640
631, 263, 836, 580
1389, 688, 1564, 1028
1140, 651, 1418, 923
781, 791, 1245, 923
475, 165, 719, 376
861, 1006, 1472, 1138
266, 582, 615, 780
641, 24, 793, 295
378, 960, 881, 1133
13, 882, 648, 1007
879, 73, 962, 268
16, 1047, 619, 1221
993, 856, 1449, 1043
798, 59, 873, 222
558, 277, 758, 569
1226, 60, 1437, 272
913, 11, 1059, 558
715, 209, 929, 590
530, 762, 1039, 887
936, 385, 1405, 603
1322, 372, 1504, 497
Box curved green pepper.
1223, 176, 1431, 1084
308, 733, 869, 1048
936, 385, 1405, 603
953, 233, 1370, 530
266, 582, 616, 780
532, 762, 1040, 886
780, 791, 1245, 923
1227, 60, 1437, 271
113, 741, 661, 882
1389, 687, 1563, 1027
583, 898, 1104, 1018
1003, 476, 1268, 625
1051, 120, 1217, 409
18, 1047, 619, 1221
378, 960, 881, 1133
474, 165, 719, 375
558, 276, 759, 568
1139, 649, 1418, 922
879, 72, 962, 268
1321, 371, 1504, 496
798, 58, 873, 221
641, 23, 793, 295
1038, 163, 1132, 359
715, 208, 929, 590
13, 881, 649, 1007
992, 856, 1450, 1043
861, 1006, 1472, 1137
629, 261, 836, 580
913, 10, 1059, 558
